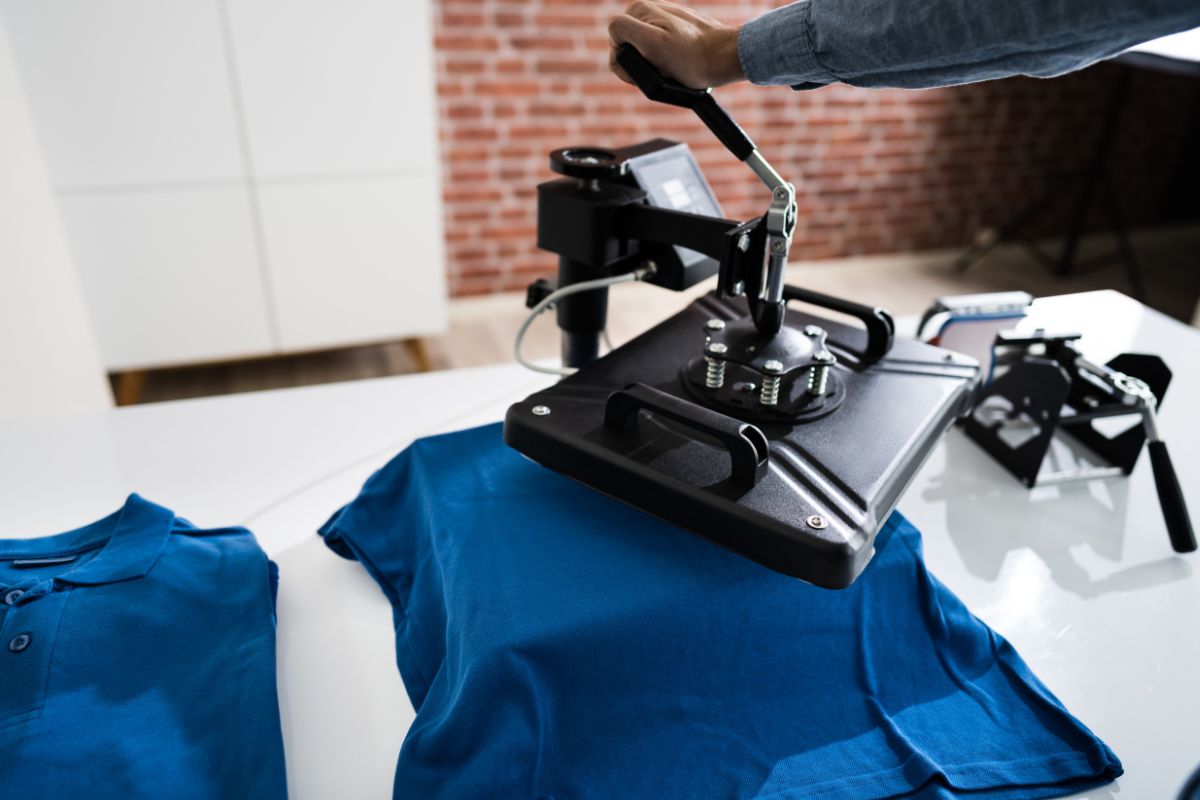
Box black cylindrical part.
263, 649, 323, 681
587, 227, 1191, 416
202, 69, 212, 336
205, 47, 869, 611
555, 257, 609, 369
1148, 440, 1197, 553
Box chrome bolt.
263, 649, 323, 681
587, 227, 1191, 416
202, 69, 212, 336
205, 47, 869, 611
806, 515, 828, 530
737, 233, 750, 252
804, 325, 823, 337
760, 360, 783, 406
705, 319, 726, 332
807, 351, 834, 396
774, 188, 788, 200
531, 405, 551, 416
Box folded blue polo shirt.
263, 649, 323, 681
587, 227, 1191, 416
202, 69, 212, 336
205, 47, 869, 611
321, 423, 1121, 799
0, 494, 287, 799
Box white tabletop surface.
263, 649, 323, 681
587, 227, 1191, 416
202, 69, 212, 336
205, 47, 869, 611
1128, 27, 1200, 65
1, 289, 1197, 799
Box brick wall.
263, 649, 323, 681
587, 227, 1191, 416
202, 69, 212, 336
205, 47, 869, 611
435, 1, 1200, 296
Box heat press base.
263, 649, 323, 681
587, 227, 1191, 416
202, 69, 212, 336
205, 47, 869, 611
504, 292, 979, 588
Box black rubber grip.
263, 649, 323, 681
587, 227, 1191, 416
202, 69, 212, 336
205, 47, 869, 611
615, 44, 756, 161
605, 382, 769, 487
1148, 440, 1197, 553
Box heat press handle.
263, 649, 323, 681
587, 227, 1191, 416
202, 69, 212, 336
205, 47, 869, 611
1148, 440, 1197, 553
615, 44, 756, 161
605, 382, 769, 487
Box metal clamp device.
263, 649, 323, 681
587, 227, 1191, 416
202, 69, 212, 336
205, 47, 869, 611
964, 330, 1196, 553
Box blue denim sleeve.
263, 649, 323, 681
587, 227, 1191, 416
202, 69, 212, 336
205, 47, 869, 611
738, 0, 1200, 89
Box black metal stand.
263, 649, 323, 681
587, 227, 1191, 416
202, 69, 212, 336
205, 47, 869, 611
955, 66, 1146, 301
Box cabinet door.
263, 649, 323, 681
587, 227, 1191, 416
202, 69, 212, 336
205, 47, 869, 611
0, 0, 244, 187
59, 187, 274, 370
225, 0, 438, 178
257, 175, 446, 352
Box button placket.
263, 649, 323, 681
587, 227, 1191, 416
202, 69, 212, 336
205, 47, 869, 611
0, 588, 68, 724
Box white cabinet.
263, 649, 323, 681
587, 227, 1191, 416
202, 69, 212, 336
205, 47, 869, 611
58, 187, 273, 369
225, 0, 438, 178
258, 175, 445, 352
2, 0, 244, 187
1, 0, 446, 371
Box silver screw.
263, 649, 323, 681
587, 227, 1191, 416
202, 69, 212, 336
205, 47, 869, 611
807, 351, 834, 396
760, 359, 783, 406
705, 342, 728, 389
804, 325, 823, 337
774, 188, 788, 200
531, 405, 551, 416
737, 234, 750, 252
705, 319, 726, 332
806, 515, 828, 530
772, 240, 784, 252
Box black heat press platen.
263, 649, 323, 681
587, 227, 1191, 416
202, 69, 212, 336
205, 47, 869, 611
505, 292, 979, 588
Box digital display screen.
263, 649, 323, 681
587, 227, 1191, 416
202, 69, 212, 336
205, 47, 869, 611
628, 147, 722, 268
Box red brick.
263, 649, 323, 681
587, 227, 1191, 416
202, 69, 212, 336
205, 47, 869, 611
432, 11, 1188, 298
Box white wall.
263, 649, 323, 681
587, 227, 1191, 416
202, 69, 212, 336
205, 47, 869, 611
0, 17, 112, 420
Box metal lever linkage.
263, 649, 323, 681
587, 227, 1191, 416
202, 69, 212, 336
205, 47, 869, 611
615, 44, 796, 335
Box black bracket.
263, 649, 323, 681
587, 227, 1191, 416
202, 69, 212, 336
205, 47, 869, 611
962, 332, 1194, 553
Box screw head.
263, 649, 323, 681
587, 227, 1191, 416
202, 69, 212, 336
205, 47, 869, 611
814, 351, 835, 364
708, 342, 728, 355
531, 405, 551, 416
804, 325, 823, 337
763, 359, 784, 373
772, 240, 784, 252
774, 188, 788, 200
705, 319, 726, 332
806, 515, 828, 530
737, 234, 750, 252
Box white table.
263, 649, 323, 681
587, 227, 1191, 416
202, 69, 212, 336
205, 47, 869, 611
1, 290, 1197, 799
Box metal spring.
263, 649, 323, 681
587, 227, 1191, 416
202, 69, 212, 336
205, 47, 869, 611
705, 357, 726, 389
807, 364, 830, 396
760, 374, 781, 406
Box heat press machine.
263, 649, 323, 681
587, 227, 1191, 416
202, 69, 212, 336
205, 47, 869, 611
503, 47, 981, 588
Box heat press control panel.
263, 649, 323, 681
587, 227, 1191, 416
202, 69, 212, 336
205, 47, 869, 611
625, 143, 723, 269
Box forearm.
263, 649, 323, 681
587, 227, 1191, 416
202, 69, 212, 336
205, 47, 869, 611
739, 0, 1200, 89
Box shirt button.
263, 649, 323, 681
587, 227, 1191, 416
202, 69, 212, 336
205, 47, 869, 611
4, 589, 24, 606
8, 632, 32, 653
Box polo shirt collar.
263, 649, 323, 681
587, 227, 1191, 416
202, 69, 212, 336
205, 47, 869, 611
0, 494, 175, 588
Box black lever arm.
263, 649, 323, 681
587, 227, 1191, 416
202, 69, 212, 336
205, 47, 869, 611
615, 44, 756, 161
615, 44, 797, 337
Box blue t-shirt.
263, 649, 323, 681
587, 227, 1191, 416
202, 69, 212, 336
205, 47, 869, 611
0, 494, 287, 799
321, 423, 1121, 799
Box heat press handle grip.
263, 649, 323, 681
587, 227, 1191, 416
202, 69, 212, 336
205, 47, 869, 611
605, 382, 769, 487
615, 44, 756, 161
1148, 440, 1197, 553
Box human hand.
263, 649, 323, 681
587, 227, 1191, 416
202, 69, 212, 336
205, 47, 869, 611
608, 1, 745, 90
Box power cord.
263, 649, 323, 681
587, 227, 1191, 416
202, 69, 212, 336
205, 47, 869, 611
514, 265, 655, 376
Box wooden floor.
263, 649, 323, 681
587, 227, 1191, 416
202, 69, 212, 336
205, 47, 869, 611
118, 225, 1200, 405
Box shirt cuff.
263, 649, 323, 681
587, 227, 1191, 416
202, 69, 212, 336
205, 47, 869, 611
738, 0, 835, 89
